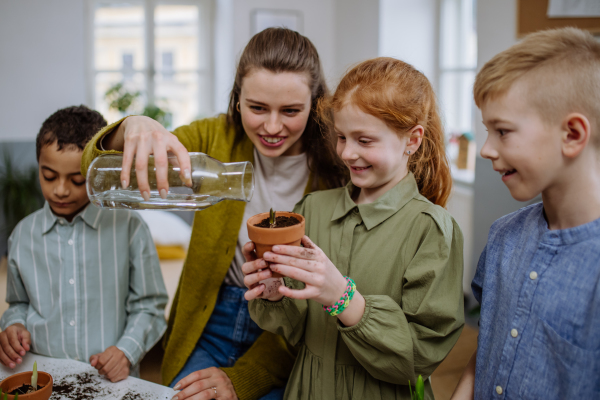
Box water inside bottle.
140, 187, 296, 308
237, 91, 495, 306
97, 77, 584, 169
89, 189, 223, 211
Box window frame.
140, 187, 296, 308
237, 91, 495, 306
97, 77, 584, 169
85, 0, 214, 122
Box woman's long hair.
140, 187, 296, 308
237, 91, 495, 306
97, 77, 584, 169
227, 27, 347, 189
320, 57, 452, 207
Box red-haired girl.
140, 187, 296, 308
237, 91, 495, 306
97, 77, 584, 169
243, 57, 465, 399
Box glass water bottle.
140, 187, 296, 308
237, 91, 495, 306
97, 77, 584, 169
86, 153, 254, 210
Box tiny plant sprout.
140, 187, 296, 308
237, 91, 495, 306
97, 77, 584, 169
408, 375, 424, 400
31, 361, 38, 390
13, 393, 18, 400
269, 208, 276, 228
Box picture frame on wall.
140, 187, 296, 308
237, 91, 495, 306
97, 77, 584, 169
251, 9, 303, 35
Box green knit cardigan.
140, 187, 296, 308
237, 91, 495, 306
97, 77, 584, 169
82, 115, 321, 399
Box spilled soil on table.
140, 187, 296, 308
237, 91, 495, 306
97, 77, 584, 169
50, 372, 153, 400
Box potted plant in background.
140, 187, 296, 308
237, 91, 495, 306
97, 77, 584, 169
0, 151, 44, 252
104, 83, 171, 128
0, 361, 53, 399
247, 208, 305, 278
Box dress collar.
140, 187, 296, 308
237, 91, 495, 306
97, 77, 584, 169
330, 172, 421, 230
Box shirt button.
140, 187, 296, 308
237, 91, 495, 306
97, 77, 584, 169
69, 279, 75, 285
511, 329, 518, 338
69, 320, 75, 326
68, 239, 74, 246
59, 220, 64, 225
496, 385, 503, 395
530, 271, 538, 280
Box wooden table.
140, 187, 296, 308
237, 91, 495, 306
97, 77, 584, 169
0, 353, 176, 399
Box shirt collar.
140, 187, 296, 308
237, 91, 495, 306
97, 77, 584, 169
41, 202, 101, 234
331, 172, 421, 230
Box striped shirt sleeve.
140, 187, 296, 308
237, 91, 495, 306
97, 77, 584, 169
115, 214, 168, 366
1, 222, 30, 329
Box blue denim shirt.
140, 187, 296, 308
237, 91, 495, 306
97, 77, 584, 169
472, 202, 600, 399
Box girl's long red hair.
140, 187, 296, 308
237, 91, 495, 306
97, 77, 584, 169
321, 57, 452, 207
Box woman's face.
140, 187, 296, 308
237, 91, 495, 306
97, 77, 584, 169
239, 69, 312, 157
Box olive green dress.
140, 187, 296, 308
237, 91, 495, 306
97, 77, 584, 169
249, 173, 465, 400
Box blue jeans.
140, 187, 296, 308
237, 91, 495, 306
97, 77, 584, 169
170, 285, 285, 400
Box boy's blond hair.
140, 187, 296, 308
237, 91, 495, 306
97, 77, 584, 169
474, 27, 600, 144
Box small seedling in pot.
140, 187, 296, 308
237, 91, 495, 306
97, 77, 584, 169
408, 375, 424, 400
269, 208, 276, 228
31, 361, 37, 391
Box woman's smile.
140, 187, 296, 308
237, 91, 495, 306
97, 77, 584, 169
259, 135, 286, 147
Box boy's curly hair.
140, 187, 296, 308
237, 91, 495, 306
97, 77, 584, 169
36, 105, 107, 160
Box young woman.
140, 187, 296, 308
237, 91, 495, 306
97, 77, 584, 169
243, 57, 465, 399
81, 28, 346, 400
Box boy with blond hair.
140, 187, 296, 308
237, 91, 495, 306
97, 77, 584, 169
452, 28, 600, 399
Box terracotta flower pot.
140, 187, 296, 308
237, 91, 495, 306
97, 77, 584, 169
0, 371, 53, 400
247, 211, 305, 278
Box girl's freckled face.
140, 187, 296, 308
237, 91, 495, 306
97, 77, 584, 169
239, 69, 312, 158
334, 103, 409, 202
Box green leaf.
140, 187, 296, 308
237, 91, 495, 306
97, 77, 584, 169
13, 393, 18, 400
269, 208, 276, 228
31, 361, 37, 390
408, 380, 415, 400
416, 375, 424, 400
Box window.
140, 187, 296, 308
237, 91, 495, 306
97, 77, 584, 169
438, 0, 477, 173
90, 0, 212, 128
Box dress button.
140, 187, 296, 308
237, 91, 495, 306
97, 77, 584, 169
69, 320, 75, 326
530, 271, 538, 280
511, 329, 518, 338
496, 385, 503, 395
68, 239, 74, 246
69, 279, 75, 285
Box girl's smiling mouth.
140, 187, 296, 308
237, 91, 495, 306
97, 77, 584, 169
350, 165, 371, 173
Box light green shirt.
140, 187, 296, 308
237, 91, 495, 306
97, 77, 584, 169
249, 173, 465, 400
1, 202, 168, 368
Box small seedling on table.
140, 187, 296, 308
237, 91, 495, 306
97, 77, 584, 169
408, 375, 424, 400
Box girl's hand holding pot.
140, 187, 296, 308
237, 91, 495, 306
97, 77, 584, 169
102, 115, 192, 200
242, 242, 284, 302
262, 236, 348, 306
263, 236, 367, 327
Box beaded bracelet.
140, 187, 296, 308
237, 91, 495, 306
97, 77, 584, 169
323, 276, 356, 316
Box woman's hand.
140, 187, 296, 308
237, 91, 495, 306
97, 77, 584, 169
241, 242, 284, 301
104, 116, 192, 200
172, 367, 237, 400
263, 236, 348, 307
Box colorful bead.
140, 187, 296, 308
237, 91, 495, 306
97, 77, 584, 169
323, 276, 356, 316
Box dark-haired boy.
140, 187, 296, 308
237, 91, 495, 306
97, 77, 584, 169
0, 105, 167, 382
452, 28, 600, 399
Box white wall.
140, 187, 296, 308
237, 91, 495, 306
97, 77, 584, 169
378, 0, 438, 87
0, 0, 87, 142
333, 0, 380, 81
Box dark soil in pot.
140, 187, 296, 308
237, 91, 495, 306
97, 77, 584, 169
254, 215, 300, 228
